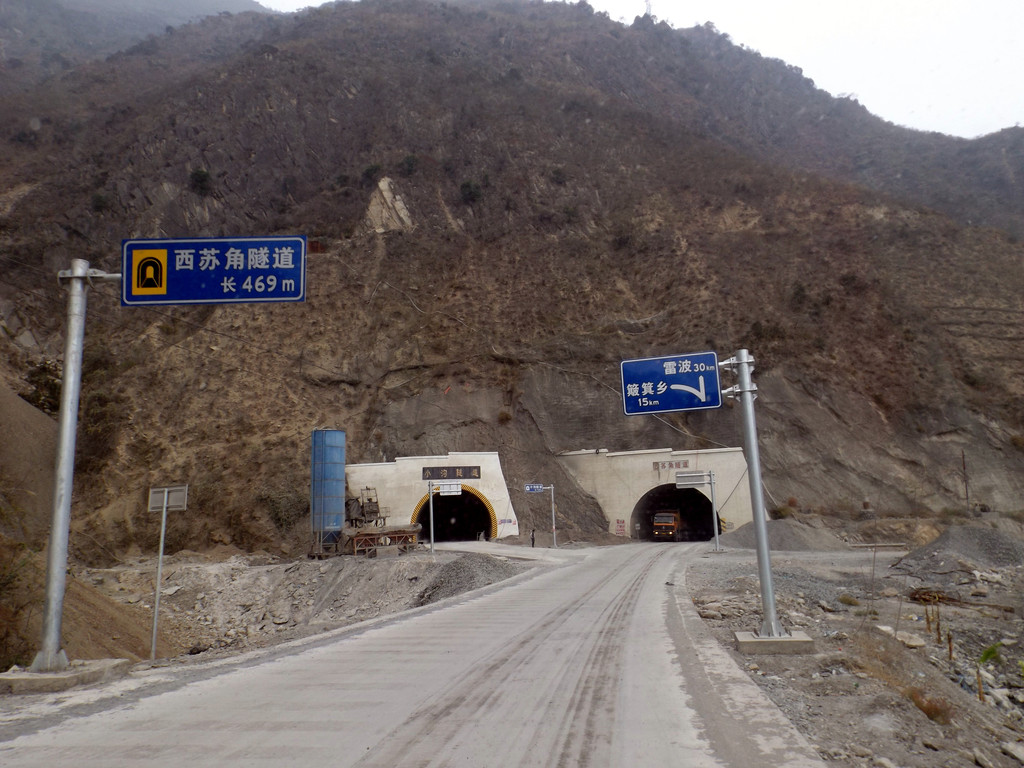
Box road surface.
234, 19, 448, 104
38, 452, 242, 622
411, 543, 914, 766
0, 543, 824, 766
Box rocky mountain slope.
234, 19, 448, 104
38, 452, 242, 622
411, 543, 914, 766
0, 0, 271, 93
1, 0, 1023, 567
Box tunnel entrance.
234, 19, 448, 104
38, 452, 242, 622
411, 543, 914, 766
629, 483, 720, 542
412, 487, 495, 542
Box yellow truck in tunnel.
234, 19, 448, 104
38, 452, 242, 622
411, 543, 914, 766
651, 510, 685, 542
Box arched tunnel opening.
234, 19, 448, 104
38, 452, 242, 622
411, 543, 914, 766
629, 484, 721, 542
413, 491, 493, 542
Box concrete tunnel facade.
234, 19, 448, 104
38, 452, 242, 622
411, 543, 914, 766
557, 447, 753, 540
345, 452, 520, 541
343, 448, 752, 544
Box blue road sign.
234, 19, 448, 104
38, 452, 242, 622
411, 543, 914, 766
524, 483, 545, 493
121, 236, 306, 306
621, 351, 722, 415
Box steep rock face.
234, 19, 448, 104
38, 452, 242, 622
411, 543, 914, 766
365, 177, 415, 234
752, 371, 1016, 514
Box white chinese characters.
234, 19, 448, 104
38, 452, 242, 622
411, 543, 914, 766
172, 244, 300, 295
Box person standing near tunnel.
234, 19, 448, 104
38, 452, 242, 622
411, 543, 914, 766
531, 528, 535, 547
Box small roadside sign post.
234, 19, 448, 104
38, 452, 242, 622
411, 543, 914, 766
675, 471, 720, 552
525, 483, 556, 548
148, 485, 188, 660
426, 482, 436, 555
422, 468, 480, 554
427, 481, 462, 555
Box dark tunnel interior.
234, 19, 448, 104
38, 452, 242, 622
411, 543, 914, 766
629, 484, 721, 541
414, 492, 492, 542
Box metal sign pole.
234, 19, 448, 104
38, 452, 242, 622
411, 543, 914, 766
428, 481, 435, 555
31, 262, 121, 672
709, 471, 721, 552
725, 348, 784, 638
150, 489, 170, 660
549, 484, 557, 548
31, 260, 89, 672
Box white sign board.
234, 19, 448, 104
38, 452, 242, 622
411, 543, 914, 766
675, 472, 712, 489
148, 485, 189, 512
438, 481, 462, 496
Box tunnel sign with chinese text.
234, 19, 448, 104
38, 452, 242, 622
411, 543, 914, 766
121, 236, 306, 306
422, 466, 481, 481
621, 351, 722, 415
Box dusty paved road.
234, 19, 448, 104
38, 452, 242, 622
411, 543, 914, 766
0, 543, 824, 767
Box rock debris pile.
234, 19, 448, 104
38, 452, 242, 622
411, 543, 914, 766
413, 553, 526, 606
687, 516, 1024, 768
81, 549, 528, 656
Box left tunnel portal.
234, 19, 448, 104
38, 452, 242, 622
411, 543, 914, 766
412, 486, 496, 542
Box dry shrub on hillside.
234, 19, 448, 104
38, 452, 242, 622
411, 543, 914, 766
906, 687, 955, 725
851, 630, 955, 725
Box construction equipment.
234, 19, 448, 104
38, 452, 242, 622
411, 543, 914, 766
347, 487, 420, 556
348, 487, 383, 528
309, 487, 421, 558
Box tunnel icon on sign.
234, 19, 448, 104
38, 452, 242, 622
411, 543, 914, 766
131, 250, 168, 295
138, 258, 161, 287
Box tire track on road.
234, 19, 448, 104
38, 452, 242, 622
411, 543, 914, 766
549, 546, 671, 768
352, 545, 672, 767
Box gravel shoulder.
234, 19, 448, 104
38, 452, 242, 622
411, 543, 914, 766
685, 517, 1024, 768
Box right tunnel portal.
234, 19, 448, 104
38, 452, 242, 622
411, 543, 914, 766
629, 483, 721, 542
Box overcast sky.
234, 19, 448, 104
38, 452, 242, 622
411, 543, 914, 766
257, 0, 1023, 139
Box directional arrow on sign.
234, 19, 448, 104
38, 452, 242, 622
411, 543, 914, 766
670, 376, 707, 402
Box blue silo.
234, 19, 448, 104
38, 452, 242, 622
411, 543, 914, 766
311, 429, 346, 548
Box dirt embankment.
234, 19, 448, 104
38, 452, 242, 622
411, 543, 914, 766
72, 549, 528, 659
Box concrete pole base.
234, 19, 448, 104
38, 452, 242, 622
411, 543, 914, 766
4, 658, 131, 694
29, 648, 69, 673
734, 630, 815, 655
